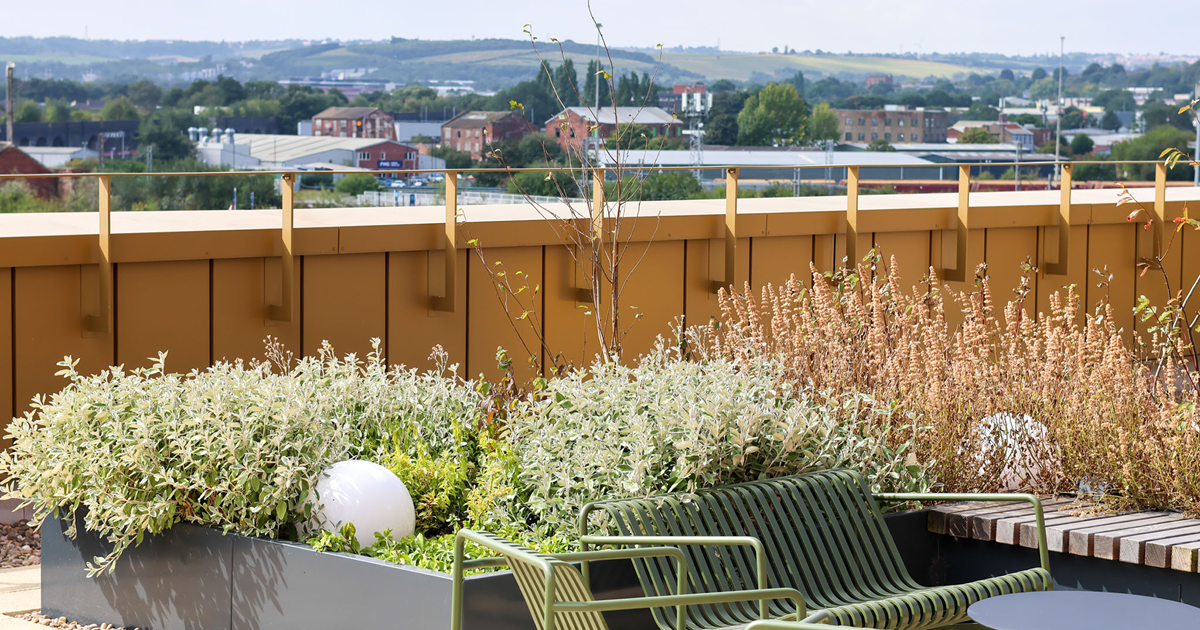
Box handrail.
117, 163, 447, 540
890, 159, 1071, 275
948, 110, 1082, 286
0, 159, 1175, 180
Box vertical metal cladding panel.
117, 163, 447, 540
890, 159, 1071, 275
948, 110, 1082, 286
985, 227, 1040, 314
41, 513, 234, 630
812, 234, 838, 274
1037, 223, 1090, 329
751, 235, 815, 293
13, 265, 113, 417
541, 245, 590, 371
871, 231, 931, 295
1086, 223, 1139, 341
467, 246, 543, 384
609, 240, 685, 361
387, 249, 467, 373
938, 228, 988, 333
682, 238, 749, 332
211, 257, 301, 364
302, 253, 387, 361
116, 260, 210, 373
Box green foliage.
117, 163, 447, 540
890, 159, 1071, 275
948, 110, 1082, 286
958, 127, 999, 144
957, 101, 999, 121
506, 170, 580, 198
507, 340, 932, 537
334, 173, 385, 195
429, 146, 473, 170
1069, 133, 1095, 155
703, 90, 747, 145
97, 96, 139, 121
1111, 125, 1196, 181
1100, 110, 1123, 131
137, 108, 205, 162
737, 82, 808, 146
14, 101, 41, 123
0, 180, 98, 214
807, 102, 841, 145
865, 138, 896, 152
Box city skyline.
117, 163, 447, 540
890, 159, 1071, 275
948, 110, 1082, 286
3, 0, 1195, 58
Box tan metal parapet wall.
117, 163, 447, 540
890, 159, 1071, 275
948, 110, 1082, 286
0, 163, 1197, 426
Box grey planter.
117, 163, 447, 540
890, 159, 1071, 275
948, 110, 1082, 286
40, 511, 649, 630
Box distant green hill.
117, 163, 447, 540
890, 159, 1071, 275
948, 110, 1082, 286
0, 36, 1086, 87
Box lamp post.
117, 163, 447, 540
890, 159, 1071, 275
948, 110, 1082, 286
1054, 36, 1064, 181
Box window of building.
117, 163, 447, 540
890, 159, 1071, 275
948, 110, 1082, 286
555, 129, 561, 137
858, 117, 865, 126
898, 133, 904, 141
845, 117, 852, 126
357, 151, 370, 160
845, 132, 853, 141
884, 118, 892, 126
569, 128, 576, 138
884, 133, 891, 141
381, 151, 386, 159
912, 118, 918, 127
898, 119, 905, 127
871, 133, 878, 140
858, 133, 865, 141
912, 134, 919, 142
457, 130, 462, 138
871, 118, 879, 126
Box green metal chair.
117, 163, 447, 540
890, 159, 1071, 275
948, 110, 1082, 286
450, 528, 808, 630
579, 469, 1052, 630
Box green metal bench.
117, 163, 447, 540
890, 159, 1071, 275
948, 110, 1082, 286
450, 528, 808, 630
579, 469, 1052, 630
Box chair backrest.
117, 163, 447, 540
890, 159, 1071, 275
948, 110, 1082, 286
582, 469, 917, 625
477, 531, 610, 630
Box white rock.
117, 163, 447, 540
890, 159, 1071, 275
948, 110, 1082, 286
306, 460, 416, 549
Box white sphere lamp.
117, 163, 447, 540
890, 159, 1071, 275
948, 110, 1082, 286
307, 460, 416, 549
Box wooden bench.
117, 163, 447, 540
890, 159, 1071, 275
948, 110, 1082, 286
928, 500, 1200, 572
579, 469, 1051, 630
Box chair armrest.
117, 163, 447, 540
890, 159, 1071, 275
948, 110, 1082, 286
581, 534, 769, 619
553, 586, 806, 628
552, 547, 689, 596
873, 491, 1050, 573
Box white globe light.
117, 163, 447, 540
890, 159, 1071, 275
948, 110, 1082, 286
307, 460, 416, 549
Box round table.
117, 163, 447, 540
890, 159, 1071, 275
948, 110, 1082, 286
968, 591, 1200, 630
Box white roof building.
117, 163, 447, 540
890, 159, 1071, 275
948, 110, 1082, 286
548, 106, 681, 126
20, 146, 98, 169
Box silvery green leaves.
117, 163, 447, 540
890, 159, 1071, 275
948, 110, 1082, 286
0, 340, 483, 576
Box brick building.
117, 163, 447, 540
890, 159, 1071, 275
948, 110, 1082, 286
352, 140, 422, 178
544, 106, 682, 154
0, 142, 57, 199
441, 111, 533, 160
836, 107, 948, 144
312, 107, 397, 140
864, 74, 894, 89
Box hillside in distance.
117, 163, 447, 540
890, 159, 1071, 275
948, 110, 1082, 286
0, 36, 1135, 87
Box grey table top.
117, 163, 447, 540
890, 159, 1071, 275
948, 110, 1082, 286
969, 591, 1200, 630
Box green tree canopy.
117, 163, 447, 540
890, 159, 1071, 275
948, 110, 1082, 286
137, 108, 204, 162
334, 173, 384, 195
807, 102, 840, 145
736, 82, 808, 146
1100, 110, 1123, 131
865, 138, 895, 152
1111, 125, 1196, 181
1069, 133, 1095, 155
958, 127, 999, 144
14, 101, 41, 123
98, 96, 139, 121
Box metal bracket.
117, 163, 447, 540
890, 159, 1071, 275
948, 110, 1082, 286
84, 175, 112, 333
940, 165, 971, 283
431, 170, 458, 312
575, 168, 605, 303
267, 173, 295, 322
1044, 164, 1073, 276
844, 166, 861, 270
711, 167, 738, 293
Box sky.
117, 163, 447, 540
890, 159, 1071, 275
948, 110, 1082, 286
3, 0, 1195, 57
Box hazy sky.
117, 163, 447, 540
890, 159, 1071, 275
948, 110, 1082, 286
5, 0, 1195, 57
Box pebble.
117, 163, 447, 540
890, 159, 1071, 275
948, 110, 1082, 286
17, 612, 138, 630
0, 520, 39, 568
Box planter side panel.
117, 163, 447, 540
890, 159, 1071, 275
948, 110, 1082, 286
232, 536, 452, 630
41, 513, 234, 630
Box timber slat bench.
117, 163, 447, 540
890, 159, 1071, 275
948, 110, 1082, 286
928, 500, 1200, 572
577, 469, 1052, 630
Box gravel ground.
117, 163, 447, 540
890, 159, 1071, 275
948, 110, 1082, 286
17, 613, 135, 629
0, 521, 38, 568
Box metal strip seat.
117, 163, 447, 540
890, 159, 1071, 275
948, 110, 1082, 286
579, 469, 1053, 630
450, 529, 807, 630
